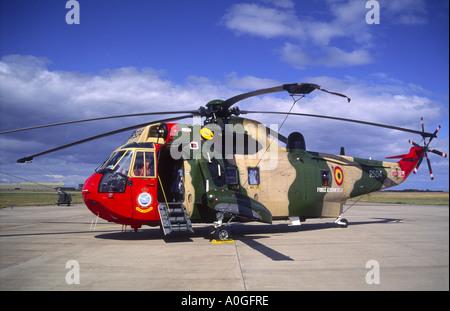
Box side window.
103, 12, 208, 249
133, 151, 155, 177
321, 170, 331, 186
248, 167, 260, 185
134, 152, 145, 176
145, 152, 155, 177
225, 167, 239, 185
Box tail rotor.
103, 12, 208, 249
408, 118, 447, 180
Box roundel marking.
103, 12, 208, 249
138, 192, 152, 207
334, 166, 344, 186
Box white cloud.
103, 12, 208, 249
222, 3, 302, 39
225, 72, 281, 90
306, 21, 346, 47
0, 55, 447, 189
280, 42, 311, 69
380, 0, 428, 25
322, 47, 373, 67
259, 0, 295, 9
281, 43, 372, 69
222, 0, 429, 68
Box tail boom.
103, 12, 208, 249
370, 147, 423, 192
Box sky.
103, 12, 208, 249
0, 0, 448, 191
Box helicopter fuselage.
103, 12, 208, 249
9, 82, 443, 237
82, 118, 411, 231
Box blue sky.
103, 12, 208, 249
0, 0, 448, 190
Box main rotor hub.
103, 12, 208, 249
198, 99, 241, 124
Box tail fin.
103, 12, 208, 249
388, 147, 423, 180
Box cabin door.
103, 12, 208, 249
129, 150, 159, 221
156, 147, 185, 204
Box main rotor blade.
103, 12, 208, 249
221, 83, 320, 111
242, 110, 437, 138
1, 110, 197, 135
17, 114, 194, 163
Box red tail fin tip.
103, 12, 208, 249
394, 147, 423, 180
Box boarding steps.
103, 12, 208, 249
158, 203, 194, 235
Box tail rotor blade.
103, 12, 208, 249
432, 125, 441, 136
414, 156, 423, 174
430, 149, 448, 158
409, 140, 421, 148
425, 153, 434, 180
426, 125, 441, 146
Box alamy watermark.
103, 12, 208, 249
169, 117, 280, 170
65, 260, 80, 284
65, 0, 80, 25
65, 1, 379, 26
365, 260, 380, 285
366, 0, 380, 24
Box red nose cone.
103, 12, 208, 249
82, 173, 111, 220
82, 173, 132, 224
82, 169, 162, 229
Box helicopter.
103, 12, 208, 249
5, 83, 447, 241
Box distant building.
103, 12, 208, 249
0, 182, 65, 191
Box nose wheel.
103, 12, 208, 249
213, 226, 232, 241
210, 212, 234, 241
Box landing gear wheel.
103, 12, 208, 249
215, 226, 232, 241
338, 218, 348, 228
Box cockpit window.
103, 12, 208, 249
100, 150, 134, 175
102, 151, 125, 170
114, 150, 133, 175
132, 151, 155, 177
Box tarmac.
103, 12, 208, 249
0, 202, 448, 291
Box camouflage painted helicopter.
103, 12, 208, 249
8, 83, 447, 240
